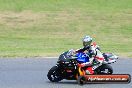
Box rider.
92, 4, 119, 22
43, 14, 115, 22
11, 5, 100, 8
74, 35, 104, 74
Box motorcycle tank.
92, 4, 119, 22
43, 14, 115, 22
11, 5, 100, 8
76, 53, 89, 63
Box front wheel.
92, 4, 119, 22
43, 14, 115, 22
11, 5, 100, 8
47, 66, 63, 82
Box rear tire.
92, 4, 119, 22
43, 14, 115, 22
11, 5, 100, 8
47, 66, 63, 82
95, 64, 113, 74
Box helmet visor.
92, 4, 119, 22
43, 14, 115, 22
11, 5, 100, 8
83, 40, 92, 47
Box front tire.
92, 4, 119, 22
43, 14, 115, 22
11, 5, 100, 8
47, 66, 63, 82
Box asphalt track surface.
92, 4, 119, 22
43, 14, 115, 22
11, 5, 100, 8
0, 57, 132, 88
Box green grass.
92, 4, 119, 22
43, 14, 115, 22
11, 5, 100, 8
0, 0, 131, 57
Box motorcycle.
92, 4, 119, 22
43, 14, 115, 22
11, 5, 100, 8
47, 50, 118, 82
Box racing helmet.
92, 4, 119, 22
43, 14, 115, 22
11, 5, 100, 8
82, 35, 92, 47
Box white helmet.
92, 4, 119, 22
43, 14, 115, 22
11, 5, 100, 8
82, 35, 92, 47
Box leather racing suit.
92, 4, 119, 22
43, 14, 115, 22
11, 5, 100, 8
75, 42, 104, 74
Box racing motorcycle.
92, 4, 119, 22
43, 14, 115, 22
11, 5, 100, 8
47, 50, 118, 82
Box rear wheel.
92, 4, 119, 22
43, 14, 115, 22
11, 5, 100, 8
47, 66, 63, 82
95, 64, 113, 74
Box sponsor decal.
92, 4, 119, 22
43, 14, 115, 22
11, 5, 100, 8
85, 74, 131, 83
